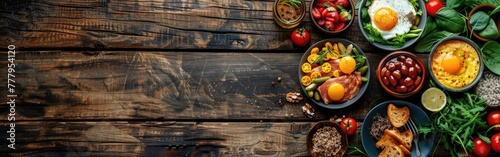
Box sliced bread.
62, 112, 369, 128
387, 104, 410, 128
379, 144, 404, 157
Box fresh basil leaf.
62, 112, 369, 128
478, 18, 499, 39
361, 8, 369, 20
481, 41, 500, 75
415, 30, 458, 53
435, 7, 466, 33
365, 0, 372, 7
446, 0, 463, 9
470, 11, 490, 31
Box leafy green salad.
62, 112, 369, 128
359, 0, 423, 48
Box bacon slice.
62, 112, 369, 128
316, 72, 362, 104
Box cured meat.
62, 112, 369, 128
310, 59, 344, 77
316, 72, 362, 104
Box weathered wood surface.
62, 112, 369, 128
0, 121, 448, 156
0, 51, 431, 121
0, 0, 379, 51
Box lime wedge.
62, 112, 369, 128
421, 87, 447, 112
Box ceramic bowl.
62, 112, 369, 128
467, 4, 500, 42
357, 0, 427, 51
299, 38, 370, 109
428, 36, 484, 92
306, 120, 348, 157
310, 0, 355, 35
376, 51, 426, 98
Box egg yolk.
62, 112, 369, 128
328, 83, 345, 101
374, 7, 398, 31
441, 54, 463, 75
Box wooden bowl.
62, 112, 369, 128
376, 51, 426, 98
467, 4, 500, 42
309, 0, 355, 35
306, 121, 348, 157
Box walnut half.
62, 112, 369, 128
286, 92, 303, 103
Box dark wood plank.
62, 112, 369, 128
0, 51, 430, 121
0, 121, 449, 156
0, 0, 378, 51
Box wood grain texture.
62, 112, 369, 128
0, 51, 430, 121
0, 0, 378, 51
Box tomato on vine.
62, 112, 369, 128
291, 28, 310, 47
340, 117, 357, 136
473, 137, 491, 157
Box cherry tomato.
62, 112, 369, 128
425, 0, 443, 17
291, 28, 310, 47
473, 137, 491, 157
487, 110, 500, 131
340, 117, 357, 136
492, 133, 500, 153
335, 0, 349, 8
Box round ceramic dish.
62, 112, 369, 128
361, 100, 435, 157
357, 0, 427, 51
306, 120, 348, 157
428, 36, 484, 92
376, 51, 426, 98
298, 38, 370, 109
310, 0, 355, 35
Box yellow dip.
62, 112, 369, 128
431, 40, 480, 88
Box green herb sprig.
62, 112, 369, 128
280, 0, 302, 8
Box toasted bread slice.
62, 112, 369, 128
376, 132, 398, 150
379, 144, 404, 157
387, 104, 410, 128
385, 129, 413, 150
398, 144, 411, 156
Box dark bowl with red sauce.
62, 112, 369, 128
376, 51, 426, 98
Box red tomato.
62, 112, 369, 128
425, 0, 443, 17
492, 133, 500, 153
335, 0, 349, 8
291, 28, 310, 47
487, 110, 500, 131
340, 117, 357, 136
473, 137, 491, 157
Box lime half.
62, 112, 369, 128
421, 87, 447, 112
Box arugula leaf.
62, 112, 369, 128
481, 41, 500, 75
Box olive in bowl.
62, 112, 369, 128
376, 51, 426, 98
428, 36, 483, 92
310, 0, 354, 35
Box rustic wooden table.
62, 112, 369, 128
0, 0, 462, 156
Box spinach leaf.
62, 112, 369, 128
435, 7, 466, 33
415, 30, 458, 53
469, 11, 490, 31
422, 17, 437, 38
446, 0, 463, 9
481, 41, 500, 75
478, 18, 499, 39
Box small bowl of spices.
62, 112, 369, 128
306, 121, 348, 157
273, 0, 306, 29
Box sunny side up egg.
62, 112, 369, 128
368, 0, 417, 40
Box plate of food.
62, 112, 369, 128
299, 38, 370, 109
357, 0, 427, 50
361, 100, 435, 157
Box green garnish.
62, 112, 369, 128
280, 0, 302, 8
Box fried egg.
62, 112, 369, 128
368, 0, 416, 40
